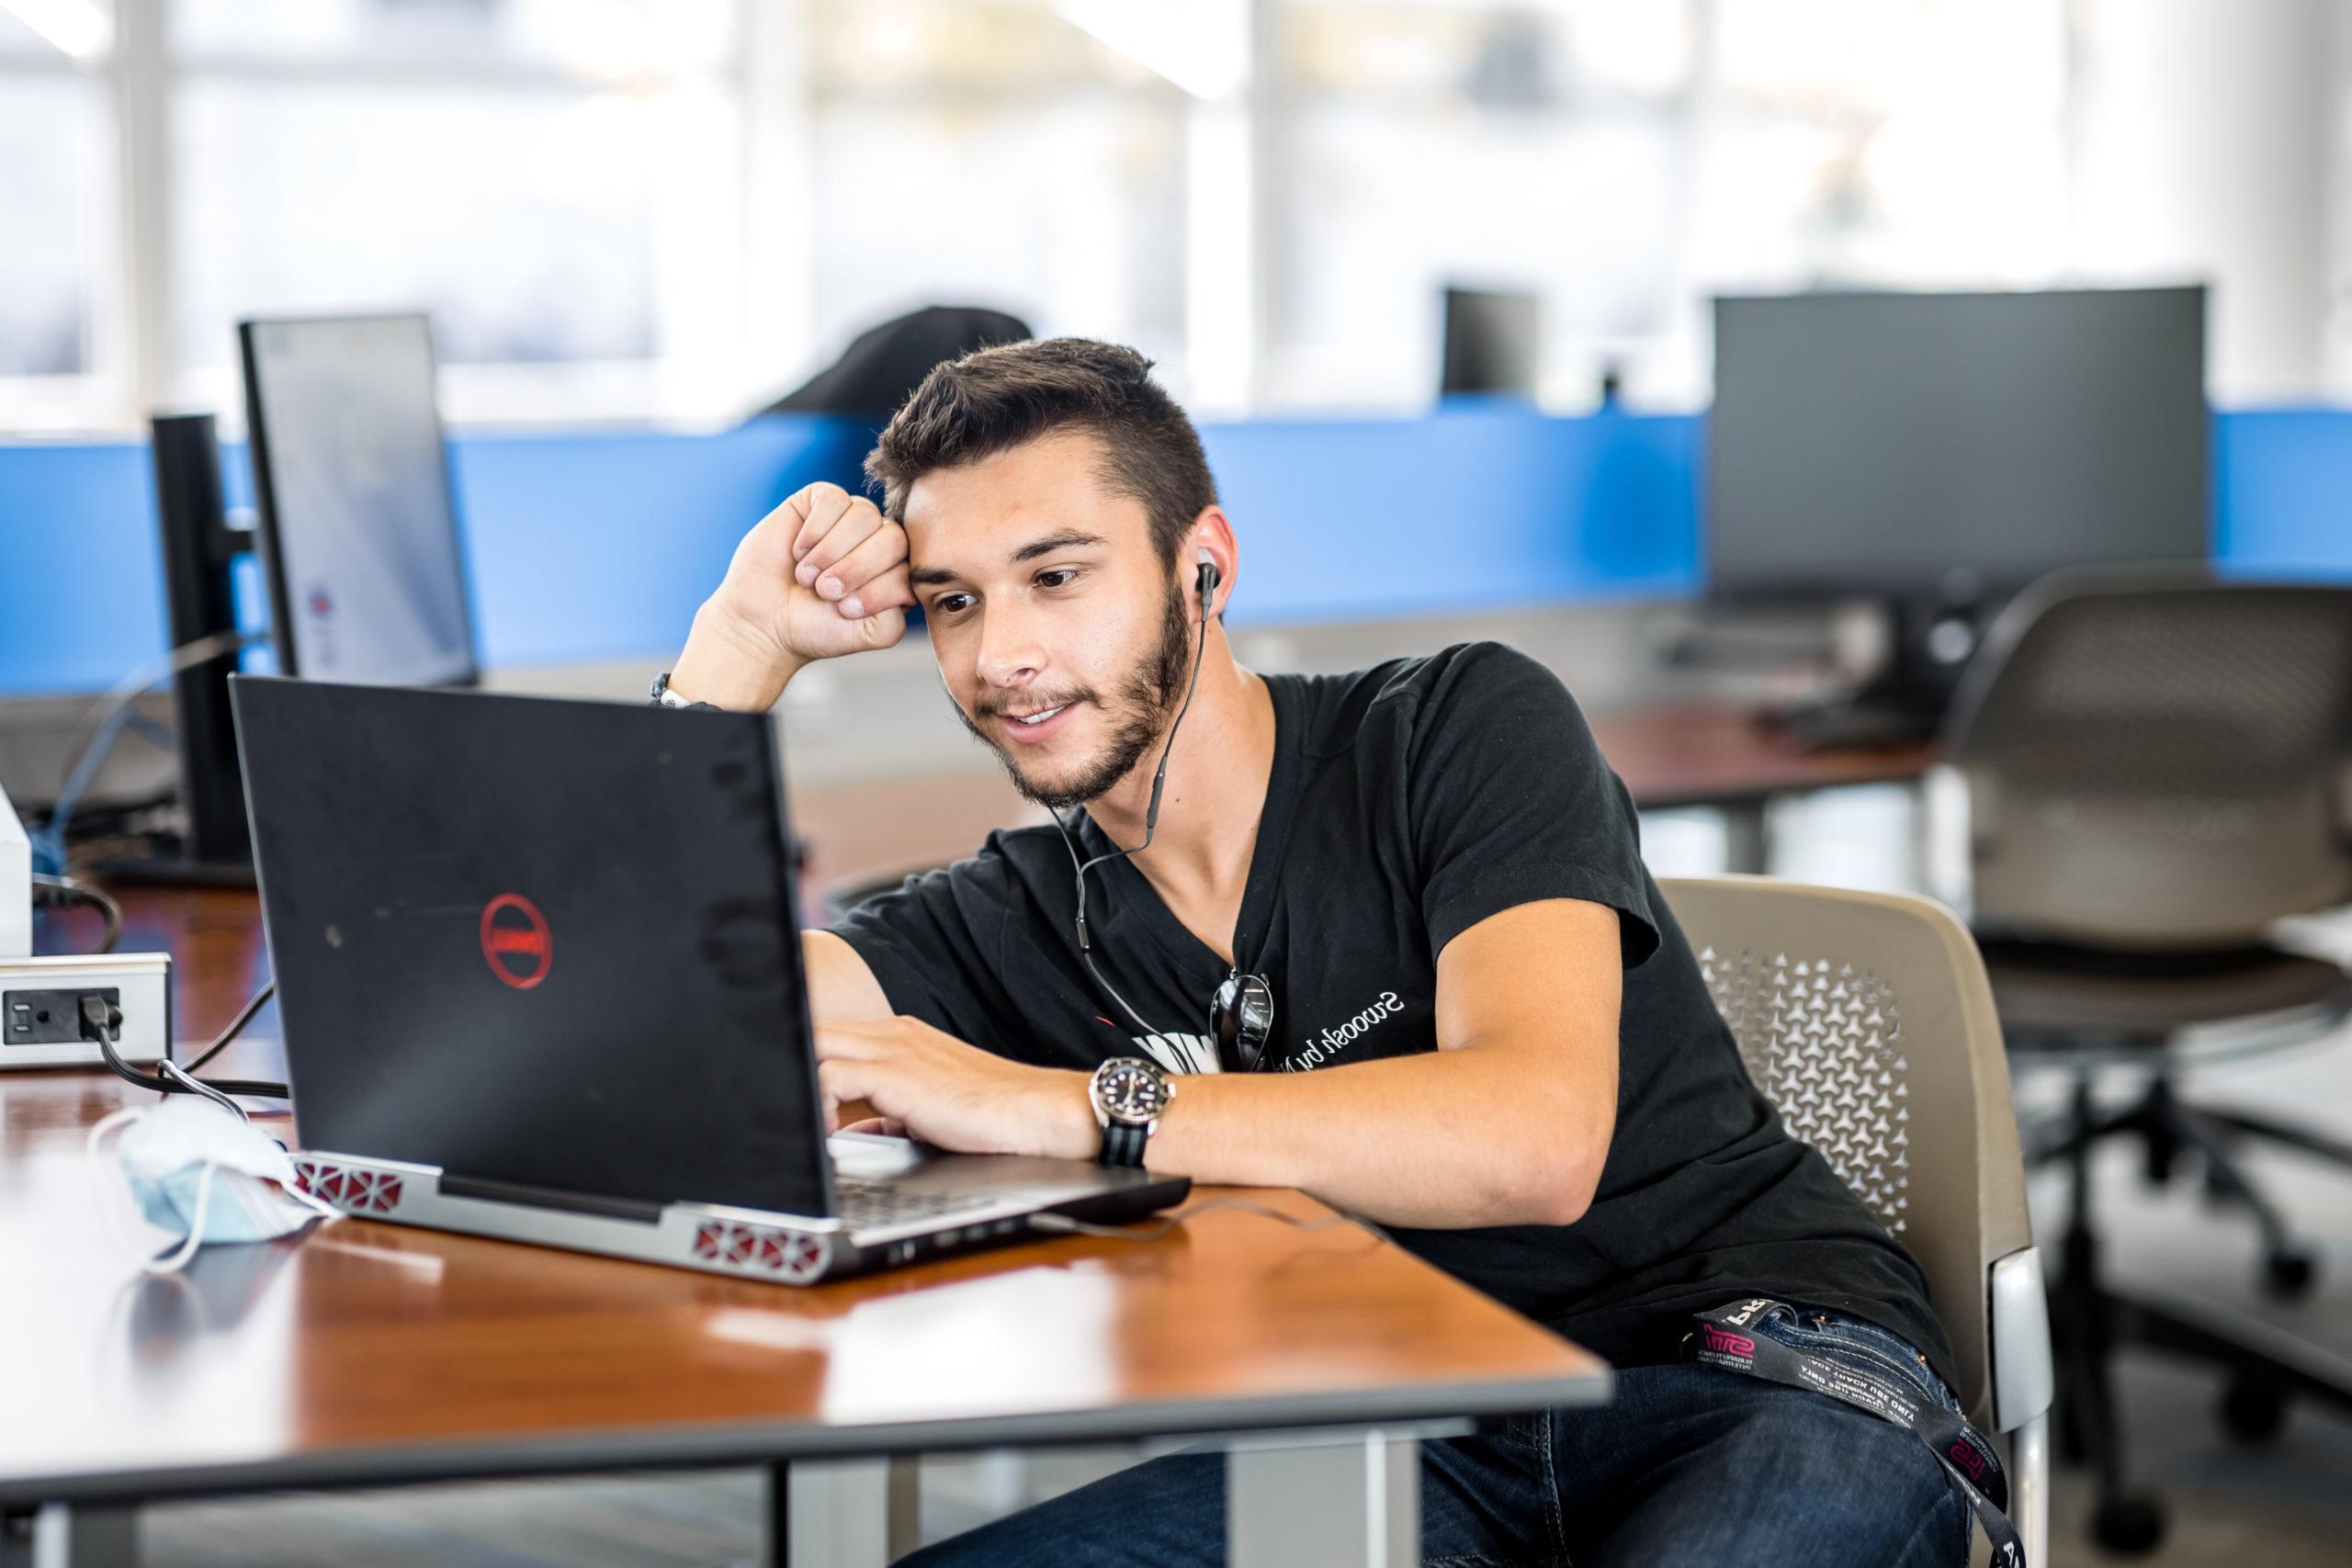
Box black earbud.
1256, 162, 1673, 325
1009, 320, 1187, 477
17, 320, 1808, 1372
1195, 550, 1220, 603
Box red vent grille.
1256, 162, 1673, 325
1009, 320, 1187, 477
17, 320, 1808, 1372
688, 1218, 827, 1281
291, 1158, 404, 1215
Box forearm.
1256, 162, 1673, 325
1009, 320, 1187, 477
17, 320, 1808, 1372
1140, 1046, 1611, 1230
669, 599, 805, 712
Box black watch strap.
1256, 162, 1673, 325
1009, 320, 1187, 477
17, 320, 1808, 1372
648, 671, 717, 711
1099, 1119, 1149, 1169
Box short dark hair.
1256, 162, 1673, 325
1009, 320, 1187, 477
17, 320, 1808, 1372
865, 337, 1217, 570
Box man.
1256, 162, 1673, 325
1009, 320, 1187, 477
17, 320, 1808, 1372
665, 339, 1973, 1565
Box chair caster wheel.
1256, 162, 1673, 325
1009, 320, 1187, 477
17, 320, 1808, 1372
2221, 1376, 2290, 1443
2093, 1495, 2166, 1555
2264, 1250, 2317, 1298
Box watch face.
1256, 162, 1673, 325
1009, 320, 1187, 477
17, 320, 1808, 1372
1097, 1059, 1169, 1123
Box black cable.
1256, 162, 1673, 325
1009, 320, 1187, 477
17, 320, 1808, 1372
30, 873, 122, 953
37, 631, 260, 873
80, 997, 288, 1102
179, 979, 276, 1075
1053, 558, 1217, 1043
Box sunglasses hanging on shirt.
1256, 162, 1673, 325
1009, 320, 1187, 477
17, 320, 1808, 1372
1052, 552, 1276, 1074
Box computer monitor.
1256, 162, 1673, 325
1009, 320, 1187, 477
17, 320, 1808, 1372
1707, 286, 2209, 602
1440, 286, 1542, 400
240, 313, 479, 686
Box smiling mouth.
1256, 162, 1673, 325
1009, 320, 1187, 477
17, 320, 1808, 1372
1001, 705, 1069, 728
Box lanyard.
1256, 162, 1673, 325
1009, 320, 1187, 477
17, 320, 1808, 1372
1687, 1299, 2025, 1568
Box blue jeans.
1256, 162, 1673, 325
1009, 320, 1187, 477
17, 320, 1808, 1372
902, 1310, 1973, 1567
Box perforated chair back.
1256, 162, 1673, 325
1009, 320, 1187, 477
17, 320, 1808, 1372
1660, 879, 2046, 1441
1940, 569, 2352, 949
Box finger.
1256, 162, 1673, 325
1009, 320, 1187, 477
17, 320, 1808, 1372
788, 484, 858, 567
774, 480, 837, 542
797, 500, 881, 588
837, 564, 915, 622
811, 1021, 888, 1060
851, 604, 908, 650
820, 527, 907, 605
817, 1058, 874, 1128
841, 1116, 909, 1138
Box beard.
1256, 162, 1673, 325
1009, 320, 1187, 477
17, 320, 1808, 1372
950, 578, 1195, 812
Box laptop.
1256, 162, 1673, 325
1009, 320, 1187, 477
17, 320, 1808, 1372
229, 675, 1187, 1282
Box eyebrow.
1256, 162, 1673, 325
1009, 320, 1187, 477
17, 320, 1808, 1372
909, 530, 1110, 588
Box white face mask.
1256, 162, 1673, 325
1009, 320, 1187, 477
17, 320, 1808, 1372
88, 1096, 340, 1273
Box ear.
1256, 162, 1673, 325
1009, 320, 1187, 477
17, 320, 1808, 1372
1183, 511, 1238, 619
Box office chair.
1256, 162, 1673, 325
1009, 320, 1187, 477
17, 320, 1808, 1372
1938, 568, 2352, 1553
1664, 875, 2052, 1568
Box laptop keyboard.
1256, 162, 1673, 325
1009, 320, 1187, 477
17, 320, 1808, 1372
835, 1178, 1008, 1233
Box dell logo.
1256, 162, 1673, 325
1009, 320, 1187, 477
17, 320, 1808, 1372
480, 893, 552, 989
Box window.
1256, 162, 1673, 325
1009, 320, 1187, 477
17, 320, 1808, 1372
167, 0, 743, 425
1269, 0, 2066, 412
0, 0, 119, 431
0, 0, 2300, 431
800, 0, 1190, 400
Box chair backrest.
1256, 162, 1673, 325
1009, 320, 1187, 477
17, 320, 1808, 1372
1940, 568, 2352, 948
1660, 875, 2030, 1428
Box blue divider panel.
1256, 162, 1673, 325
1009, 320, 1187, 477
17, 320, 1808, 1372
4, 408, 2346, 696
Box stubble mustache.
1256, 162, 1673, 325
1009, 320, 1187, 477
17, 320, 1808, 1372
941, 580, 1194, 812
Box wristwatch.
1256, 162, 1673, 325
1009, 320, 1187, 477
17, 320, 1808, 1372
1089, 1057, 1173, 1168
648, 671, 713, 710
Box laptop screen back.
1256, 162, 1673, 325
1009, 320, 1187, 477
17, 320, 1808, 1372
232, 677, 832, 1217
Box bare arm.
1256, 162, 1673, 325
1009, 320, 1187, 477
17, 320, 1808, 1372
668, 480, 917, 711
1136, 897, 1620, 1227
814, 897, 1623, 1230
803, 929, 893, 1023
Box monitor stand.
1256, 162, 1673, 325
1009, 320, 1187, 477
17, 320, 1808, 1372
1761, 595, 1985, 753
98, 413, 260, 889
96, 844, 258, 889
1772, 690, 1939, 751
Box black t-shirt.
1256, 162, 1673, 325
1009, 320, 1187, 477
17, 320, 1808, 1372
833, 641, 1957, 1390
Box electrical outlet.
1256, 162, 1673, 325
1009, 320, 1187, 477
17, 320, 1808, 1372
0, 953, 171, 1070
4, 987, 120, 1045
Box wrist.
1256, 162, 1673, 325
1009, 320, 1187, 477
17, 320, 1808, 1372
672, 598, 803, 712
1037, 1070, 1103, 1162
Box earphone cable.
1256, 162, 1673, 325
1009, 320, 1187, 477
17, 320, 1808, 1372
1054, 558, 1218, 1044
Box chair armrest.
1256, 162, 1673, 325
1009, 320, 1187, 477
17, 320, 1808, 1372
1989, 1246, 2054, 1430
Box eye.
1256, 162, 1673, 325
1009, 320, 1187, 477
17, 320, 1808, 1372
931, 592, 976, 616
1035, 568, 1080, 590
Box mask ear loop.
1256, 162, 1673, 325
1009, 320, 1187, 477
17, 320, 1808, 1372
141, 1161, 220, 1276
87, 1105, 161, 1261
282, 1176, 344, 1226
85, 1105, 337, 1277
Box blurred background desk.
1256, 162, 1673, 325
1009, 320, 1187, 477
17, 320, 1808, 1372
803, 701, 1938, 911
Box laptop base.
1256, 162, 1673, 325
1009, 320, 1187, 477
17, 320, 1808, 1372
290, 1148, 1189, 1284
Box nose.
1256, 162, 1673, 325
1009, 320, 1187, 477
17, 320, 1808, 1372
973, 597, 1047, 695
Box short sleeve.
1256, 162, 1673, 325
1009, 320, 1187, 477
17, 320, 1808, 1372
1408, 644, 1659, 967
828, 843, 1020, 1049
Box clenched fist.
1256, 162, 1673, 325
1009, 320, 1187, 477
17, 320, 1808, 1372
669, 482, 921, 710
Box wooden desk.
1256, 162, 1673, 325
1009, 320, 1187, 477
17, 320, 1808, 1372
1596, 703, 1934, 874
1590, 702, 1933, 811
4, 891, 1607, 1568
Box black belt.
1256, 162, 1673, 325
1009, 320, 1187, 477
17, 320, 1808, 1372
1686, 1299, 2024, 1568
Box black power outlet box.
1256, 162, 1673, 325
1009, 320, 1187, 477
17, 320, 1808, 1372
4, 987, 119, 1046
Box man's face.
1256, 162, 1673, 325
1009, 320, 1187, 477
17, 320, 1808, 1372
902, 428, 1193, 811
